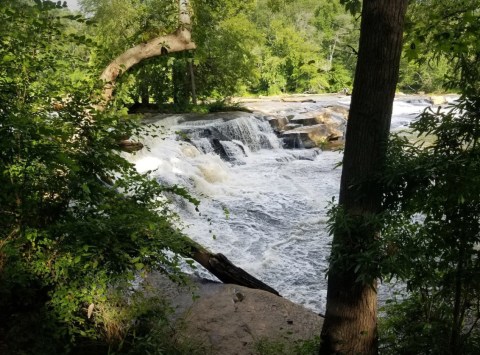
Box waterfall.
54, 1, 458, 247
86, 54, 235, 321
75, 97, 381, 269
127, 98, 435, 313
177, 113, 280, 163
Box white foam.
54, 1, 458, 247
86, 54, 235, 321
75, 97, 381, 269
128, 100, 431, 313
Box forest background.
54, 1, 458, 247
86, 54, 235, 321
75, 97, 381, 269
79, 0, 450, 110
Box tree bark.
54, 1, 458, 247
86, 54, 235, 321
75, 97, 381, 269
189, 59, 197, 105
319, 1, 408, 354
99, 0, 196, 104
184, 238, 280, 296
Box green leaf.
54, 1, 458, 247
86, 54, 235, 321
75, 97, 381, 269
134, 262, 145, 270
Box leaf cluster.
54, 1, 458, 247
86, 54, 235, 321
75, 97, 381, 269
0, 1, 195, 351
378, 70, 480, 353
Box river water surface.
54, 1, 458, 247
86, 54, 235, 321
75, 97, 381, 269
128, 95, 450, 313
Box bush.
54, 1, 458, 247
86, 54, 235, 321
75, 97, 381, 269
0, 1, 194, 352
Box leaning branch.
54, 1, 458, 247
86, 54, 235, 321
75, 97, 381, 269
99, 0, 196, 104
183, 238, 280, 296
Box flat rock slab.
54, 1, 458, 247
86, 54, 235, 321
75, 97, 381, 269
145, 274, 323, 354
180, 283, 322, 354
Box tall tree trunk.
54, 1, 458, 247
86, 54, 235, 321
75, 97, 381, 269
99, 0, 195, 105
189, 59, 197, 105
319, 1, 408, 354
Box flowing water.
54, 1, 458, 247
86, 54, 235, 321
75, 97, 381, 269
127, 96, 449, 313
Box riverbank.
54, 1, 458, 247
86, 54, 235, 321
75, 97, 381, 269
145, 273, 323, 355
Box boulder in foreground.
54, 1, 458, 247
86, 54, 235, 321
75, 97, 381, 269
146, 274, 323, 355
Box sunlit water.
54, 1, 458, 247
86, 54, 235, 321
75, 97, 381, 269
127, 96, 449, 313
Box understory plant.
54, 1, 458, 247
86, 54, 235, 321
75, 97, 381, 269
0, 1, 195, 352
378, 37, 480, 352
379, 93, 480, 354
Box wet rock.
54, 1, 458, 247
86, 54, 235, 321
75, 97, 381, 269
289, 115, 318, 126
284, 123, 303, 131
324, 105, 350, 117
429, 95, 447, 105
267, 115, 289, 132
281, 124, 343, 149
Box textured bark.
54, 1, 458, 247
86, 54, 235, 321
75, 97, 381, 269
320, 1, 408, 354
99, 0, 196, 104
184, 239, 280, 296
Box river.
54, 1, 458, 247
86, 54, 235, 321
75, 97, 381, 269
127, 95, 452, 313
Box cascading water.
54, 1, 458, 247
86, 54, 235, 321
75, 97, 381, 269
127, 97, 442, 313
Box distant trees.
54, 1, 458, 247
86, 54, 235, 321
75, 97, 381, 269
80, 0, 261, 107
78, 0, 359, 104
77, 0, 458, 106
249, 0, 358, 94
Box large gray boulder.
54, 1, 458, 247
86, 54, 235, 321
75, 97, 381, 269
145, 274, 323, 355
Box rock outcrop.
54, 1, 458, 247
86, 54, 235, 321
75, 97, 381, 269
269, 107, 347, 149
241, 97, 349, 150
145, 274, 323, 355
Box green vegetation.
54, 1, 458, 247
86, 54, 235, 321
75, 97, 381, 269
1, 0, 479, 353
322, 0, 479, 353
76, 0, 458, 112
77, 0, 347, 107
379, 2, 480, 352
0, 1, 195, 352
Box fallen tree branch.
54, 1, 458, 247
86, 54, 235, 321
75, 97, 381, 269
184, 240, 280, 296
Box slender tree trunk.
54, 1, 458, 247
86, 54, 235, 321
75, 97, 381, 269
328, 33, 338, 71
450, 232, 466, 354
189, 59, 197, 105
319, 1, 408, 354
139, 78, 150, 105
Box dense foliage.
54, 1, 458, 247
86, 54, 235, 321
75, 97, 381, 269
1, 0, 478, 353
0, 1, 195, 352
78, 0, 460, 109
79, 0, 360, 106
377, 1, 480, 353
380, 95, 480, 354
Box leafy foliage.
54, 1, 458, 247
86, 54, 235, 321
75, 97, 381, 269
379, 96, 480, 354
377, 2, 480, 352
250, 0, 357, 95
0, 1, 194, 352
